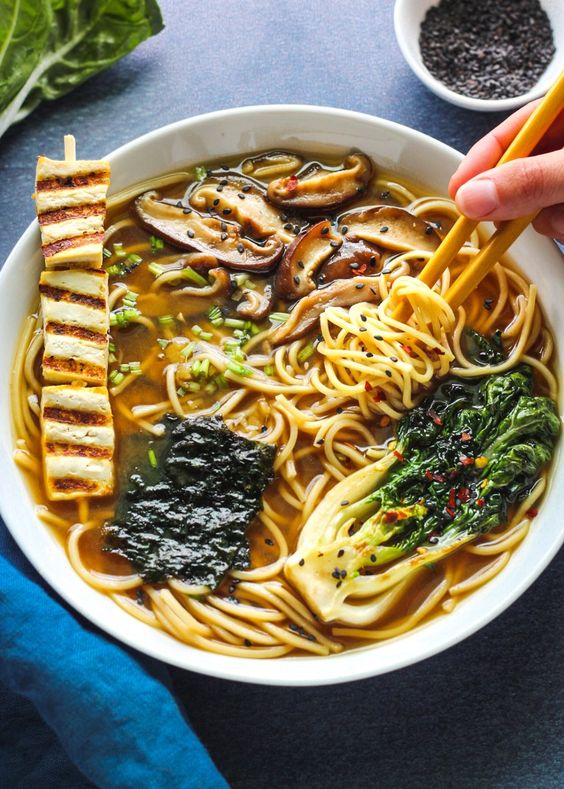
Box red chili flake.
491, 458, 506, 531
427, 409, 443, 426
425, 470, 433, 481
458, 486, 471, 503
445, 506, 455, 519
461, 431, 472, 442
526, 507, 539, 518
459, 455, 474, 466
372, 388, 387, 403
393, 450, 405, 463
432, 472, 446, 483
401, 344, 414, 357
448, 487, 457, 510
364, 381, 373, 392
354, 263, 368, 275
286, 174, 299, 192
476, 497, 486, 508
383, 511, 399, 524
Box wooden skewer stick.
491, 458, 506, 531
64, 134, 76, 162
394, 69, 564, 322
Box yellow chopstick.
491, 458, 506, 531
394, 69, 564, 321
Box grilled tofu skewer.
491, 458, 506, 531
34, 135, 111, 270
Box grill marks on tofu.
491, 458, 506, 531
41, 386, 115, 500
35, 156, 110, 268
40, 269, 109, 386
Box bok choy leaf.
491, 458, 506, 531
0, 0, 163, 140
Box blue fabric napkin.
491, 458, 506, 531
0, 525, 227, 789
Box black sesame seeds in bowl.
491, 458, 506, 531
394, 0, 563, 111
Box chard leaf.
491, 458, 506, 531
0, 0, 163, 140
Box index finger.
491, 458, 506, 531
448, 100, 541, 198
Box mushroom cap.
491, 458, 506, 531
134, 191, 284, 272
274, 220, 343, 299
337, 205, 440, 253
267, 153, 373, 211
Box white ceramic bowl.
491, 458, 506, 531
1, 105, 563, 686
394, 0, 564, 111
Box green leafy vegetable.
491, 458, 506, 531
0, 0, 163, 140
104, 415, 276, 588
286, 335, 560, 623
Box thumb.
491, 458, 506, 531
453, 150, 564, 221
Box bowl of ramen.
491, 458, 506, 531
1, 106, 562, 685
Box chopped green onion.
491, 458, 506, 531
269, 312, 290, 324
109, 341, 117, 353
106, 264, 121, 276
108, 353, 117, 364
224, 317, 246, 329
157, 338, 170, 350
249, 322, 261, 336
108, 369, 125, 386
191, 324, 213, 340
176, 386, 187, 397
158, 314, 175, 326
129, 360, 141, 370
207, 305, 224, 327
214, 373, 229, 389
103, 247, 112, 259
210, 401, 222, 413
297, 343, 315, 364
148, 447, 158, 468
110, 307, 140, 328
148, 262, 164, 277
180, 342, 195, 358
182, 266, 208, 287
233, 273, 249, 288
231, 289, 243, 302
119, 363, 130, 373
127, 253, 142, 266
188, 381, 201, 392
264, 365, 274, 376
113, 242, 126, 258
150, 235, 164, 253
191, 359, 201, 377
200, 359, 210, 379
195, 166, 207, 181
204, 382, 217, 394
226, 360, 254, 377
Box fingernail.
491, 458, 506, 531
456, 179, 499, 218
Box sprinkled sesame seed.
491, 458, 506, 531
223, 208, 232, 215
340, 500, 349, 506
299, 558, 305, 566
221, 232, 228, 241
380, 226, 389, 233
186, 229, 195, 238
360, 314, 367, 322
341, 225, 349, 234
242, 185, 252, 193
385, 370, 392, 377
182, 207, 192, 215
238, 193, 246, 200
265, 538, 274, 546
237, 243, 244, 253
370, 553, 376, 562
321, 226, 329, 235
330, 240, 339, 248
355, 283, 364, 289
425, 225, 434, 235
284, 223, 293, 231
297, 260, 305, 269
338, 549, 345, 557
366, 352, 374, 358
293, 275, 301, 285
213, 198, 220, 206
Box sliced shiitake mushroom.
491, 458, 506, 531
271, 277, 381, 345
241, 151, 303, 181
188, 174, 293, 242
237, 283, 274, 321
318, 239, 381, 285
267, 153, 372, 211
135, 191, 283, 272
337, 206, 440, 252
274, 220, 343, 299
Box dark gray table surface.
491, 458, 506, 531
1, 1, 562, 787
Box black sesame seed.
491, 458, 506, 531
340, 569, 347, 578
359, 327, 367, 332
238, 193, 246, 200
223, 208, 232, 216
341, 225, 349, 234
242, 185, 252, 193
244, 639, 252, 647
316, 438, 324, 445
221, 165, 229, 171
340, 500, 349, 506
220, 178, 228, 186
321, 226, 329, 235
293, 275, 301, 285
369, 287, 377, 295
380, 190, 390, 199
182, 207, 192, 215
380, 226, 389, 233
366, 352, 374, 358
385, 370, 392, 378
370, 553, 376, 562
186, 229, 195, 238
336, 407, 343, 414
220, 222, 227, 232
216, 185, 223, 193
284, 223, 293, 231
374, 335, 383, 340
293, 225, 300, 234
330, 240, 339, 248
221, 232, 228, 241
176, 200, 183, 208
338, 549, 345, 558
484, 297, 494, 311
369, 256, 377, 266
390, 356, 398, 362
265, 538, 274, 546
425, 225, 434, 235
297, 260, 305, 269
213, 198, 220, 206
355, 283, 364, 289
299, 558, 305, 566
237, 243, 244, 253
360, 314, 367, 322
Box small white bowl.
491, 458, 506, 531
1, 105, 563, 686
394, 0, 564, 112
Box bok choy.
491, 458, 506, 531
0, 0, 163, 140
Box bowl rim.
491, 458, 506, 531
392, 0, 555, 112
1, 103, 563, 686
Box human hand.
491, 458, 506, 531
449, 101, 564, 242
